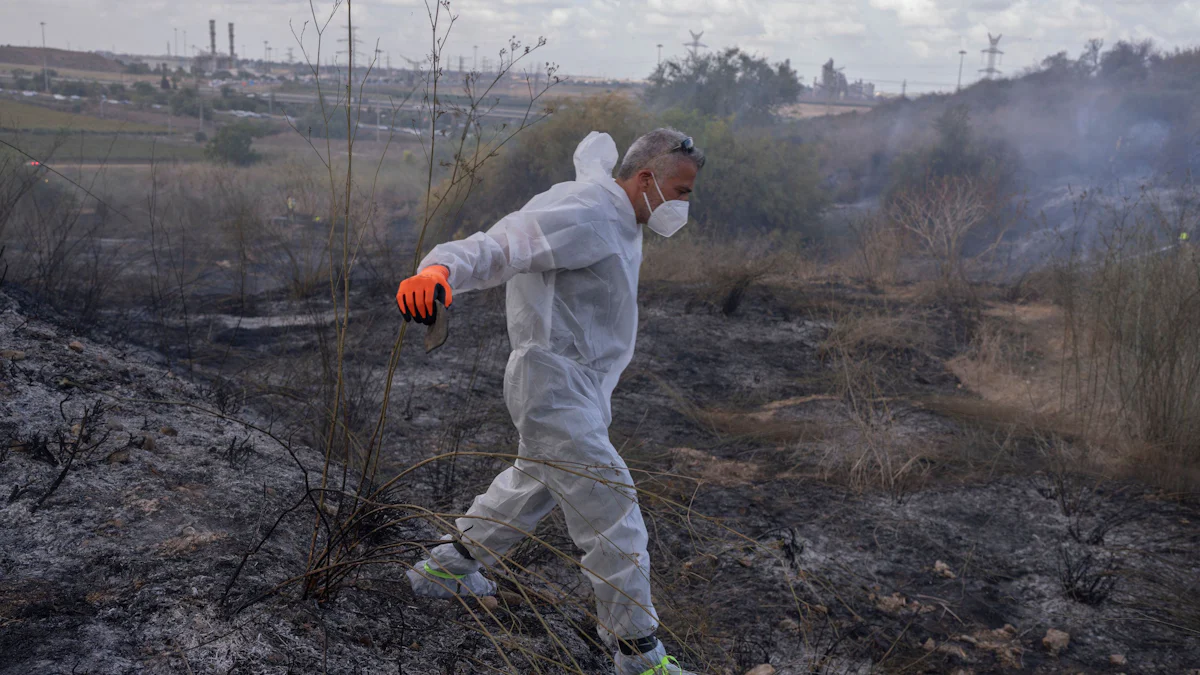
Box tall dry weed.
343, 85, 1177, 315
1055, 185, 1200, 494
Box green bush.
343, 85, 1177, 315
204, 124, 259, 166
439, 94, 649, 234
658, 109, 827, 238
438, 95, 827, 241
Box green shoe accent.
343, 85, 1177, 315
636, 655, 680, 675
423, 562, 466, 581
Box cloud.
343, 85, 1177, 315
1, 0, 1198, 90
870, 0, 944, 27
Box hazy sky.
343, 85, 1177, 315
2, 0, 1197, 93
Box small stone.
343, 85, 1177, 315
923, 638, 936, 652
876, 592, 907, 614
934, 560, 956, 579
778, 618, 799, 633
478, 596, 499, 611
1109, 654, 1126, 666
937, 644, 969, 660
68, 340, 84, 353
140, 435, 156, 452
0, 349, 25, 361
738, 557, 753, 568
812, 604, 828, 615
159, 426, 178, 437
1042, 628, 1070, 656
105, 449, 131, 464
409, 641, 421, 650
106, 420, 124, 431
744, 666, 775, 675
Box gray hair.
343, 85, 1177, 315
617, 127, 706, 181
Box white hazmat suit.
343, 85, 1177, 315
416, 132, 656, 643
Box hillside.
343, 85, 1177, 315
2, 272, 1198, 672
0, 46, 123, 73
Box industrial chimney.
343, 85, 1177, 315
209, 19, 217, 71
228, 23, 235, 68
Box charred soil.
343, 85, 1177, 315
1, 279, 1197, 674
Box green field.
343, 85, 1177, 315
1, 130, 206, 164
0, 98, 165, 132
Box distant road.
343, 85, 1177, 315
268, 90, 541, 124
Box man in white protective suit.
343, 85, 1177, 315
395, 128, 704, 675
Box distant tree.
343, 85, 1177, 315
1100, 40, 1156, 83
659, 108, 827, 236
1078, 39, 1104, 77
169, 87, 211, 119
205, 123, 260, 166
440, 94, 649, 233
644, 47, 803, 123
887, 105, 1017, 201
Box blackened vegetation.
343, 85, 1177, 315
1058, 545, 1119, 606
29, 400, 111, 512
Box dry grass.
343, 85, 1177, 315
841, 210, 906, 286
815, 309, 938, 498
818, 309, 937, 359
947, 302, 1063, 417
641, 233, 812, 314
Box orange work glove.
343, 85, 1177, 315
396, 265, 453, 325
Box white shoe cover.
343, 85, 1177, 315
613, 641, 696, 675
406, 541, 497, 599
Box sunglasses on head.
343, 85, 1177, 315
674, 136, 695, 154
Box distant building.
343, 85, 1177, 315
806, 59, 876, 102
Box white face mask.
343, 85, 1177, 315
642, 173, 689, 237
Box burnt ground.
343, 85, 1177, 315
1, 277, 1198, 675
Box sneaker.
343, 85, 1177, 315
613, 640, 696, 675
406, 540, 497, 599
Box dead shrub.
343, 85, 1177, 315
888, 175, 1006, 290
844, 210, 905, 286
2, 173, 124, 324
641, 233, 808, 315
1057, 544, 1119, 605
818, 313, 934, 498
